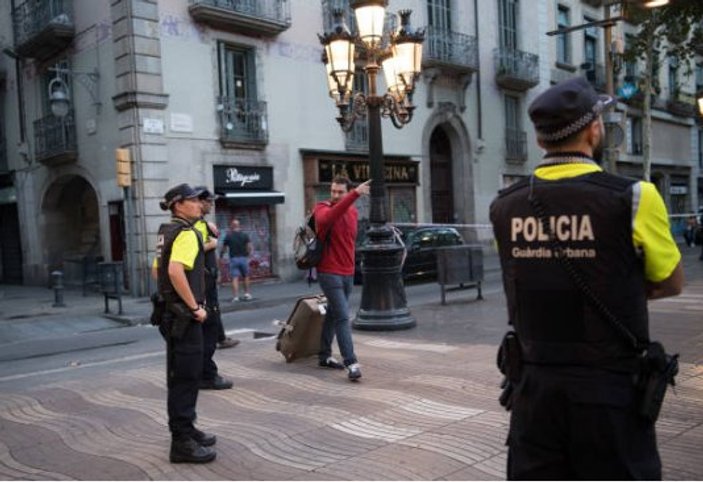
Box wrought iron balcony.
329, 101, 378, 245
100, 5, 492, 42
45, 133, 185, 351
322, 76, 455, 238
494, 48, 539, 92
505, 127, 527, 164
345, 119, 368, 152
422, 27, 478, 75
218, 98, 268, 148
13, 0, 74, 60
666, 90, 697, 117
34, 110, 77, 166
189, 0, 291, 37
583, 63, 606, 92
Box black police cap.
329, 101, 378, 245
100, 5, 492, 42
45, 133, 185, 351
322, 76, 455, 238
159, 183, 201, 211
528, 77, 614, 142
193, 185, 217, 201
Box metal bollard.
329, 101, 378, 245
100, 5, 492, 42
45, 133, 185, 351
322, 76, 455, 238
51, 270, 66, 307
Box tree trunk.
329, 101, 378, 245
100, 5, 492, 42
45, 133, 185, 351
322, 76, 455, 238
642, 16, 656, 183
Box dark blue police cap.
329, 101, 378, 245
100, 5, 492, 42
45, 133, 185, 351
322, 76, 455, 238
159, 183, 201, 211
528, 77, 614, 142
193, 185, 217, 201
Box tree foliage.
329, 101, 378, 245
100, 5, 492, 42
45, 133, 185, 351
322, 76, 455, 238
617, 0, 703, 183
622, 0, 703, 83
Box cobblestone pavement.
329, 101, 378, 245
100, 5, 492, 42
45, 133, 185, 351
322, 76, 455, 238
0, 248, 701, 480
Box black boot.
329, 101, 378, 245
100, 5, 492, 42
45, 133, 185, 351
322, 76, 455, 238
170, 436, 216, 464
192, 428, 216, 447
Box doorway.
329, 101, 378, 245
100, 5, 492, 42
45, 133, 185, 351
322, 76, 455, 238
430, 127, 454, 223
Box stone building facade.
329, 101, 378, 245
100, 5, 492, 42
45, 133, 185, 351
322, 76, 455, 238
0, 0, 700, 290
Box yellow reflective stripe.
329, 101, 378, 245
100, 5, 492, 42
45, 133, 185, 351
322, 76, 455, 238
195, 219, 209, 242
170, 230, 199, 270
632, 181, 681, 282
534, 163, 602, 180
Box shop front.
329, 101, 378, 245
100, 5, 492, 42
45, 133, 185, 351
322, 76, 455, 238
301, 150, 419, 230
214, 165, 284, 281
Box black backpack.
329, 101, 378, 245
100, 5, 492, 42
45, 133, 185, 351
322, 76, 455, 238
293, 214, 326, 270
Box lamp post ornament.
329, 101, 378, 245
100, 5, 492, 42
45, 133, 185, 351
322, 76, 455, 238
318, 0, 424, 330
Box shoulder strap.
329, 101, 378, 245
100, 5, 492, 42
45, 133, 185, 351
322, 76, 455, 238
527, 176, 643, 352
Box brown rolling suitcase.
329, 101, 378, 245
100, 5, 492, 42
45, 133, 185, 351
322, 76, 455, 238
275, 295, 327, 362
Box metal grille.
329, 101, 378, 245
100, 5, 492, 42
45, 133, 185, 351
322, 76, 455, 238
189, 0, 290, 24
12, 0, 73, 47
424, 27, 478, 70
218, 98, 268, 145
33, 110, 76, 161
494, 48, 539, 83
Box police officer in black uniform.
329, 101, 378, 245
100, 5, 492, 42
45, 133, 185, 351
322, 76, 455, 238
193, 186, 235, 390
490, 77, 683, 479
155, 183, 216, 464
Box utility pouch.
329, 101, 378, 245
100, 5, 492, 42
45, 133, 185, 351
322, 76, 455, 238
637, 341, 679, 422
497, 330, 522, 410
149, 292, 166, 326
167, 302, 193, 340
497, 331, 522, 382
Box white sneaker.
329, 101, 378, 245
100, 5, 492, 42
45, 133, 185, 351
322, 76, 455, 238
231, 297, 240, 302
242, 293, 252, 301
347, 363, 362, 381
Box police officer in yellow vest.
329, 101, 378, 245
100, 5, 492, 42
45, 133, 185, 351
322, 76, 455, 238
155, 183, 216, 464
490, 77, 683, 479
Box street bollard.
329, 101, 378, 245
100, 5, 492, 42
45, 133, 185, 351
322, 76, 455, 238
51, 270, 66, 307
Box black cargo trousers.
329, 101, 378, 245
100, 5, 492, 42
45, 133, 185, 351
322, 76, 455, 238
507, 365, 661, 480
159, 316, 203, 440
201, 268, 220, 381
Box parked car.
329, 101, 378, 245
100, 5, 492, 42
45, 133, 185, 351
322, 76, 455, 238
354, 224, 465, 284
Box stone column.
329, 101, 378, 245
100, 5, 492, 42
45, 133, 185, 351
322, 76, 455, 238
111, 0, 169, 296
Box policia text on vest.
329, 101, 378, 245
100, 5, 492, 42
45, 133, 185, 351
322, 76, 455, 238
510, 214, 596, 259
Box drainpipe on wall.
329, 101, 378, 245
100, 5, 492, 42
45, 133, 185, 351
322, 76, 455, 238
8, 0, 25, 143
473, 0, 482, 141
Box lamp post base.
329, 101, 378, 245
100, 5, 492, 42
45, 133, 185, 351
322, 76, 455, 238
353, 224, 415, 331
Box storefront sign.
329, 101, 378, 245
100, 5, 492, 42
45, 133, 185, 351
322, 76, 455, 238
214, 165, 273, 191
318, 159, 418, 184
669, 185, 688, 195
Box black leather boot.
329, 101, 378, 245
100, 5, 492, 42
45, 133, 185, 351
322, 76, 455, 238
170, 437, 216, 464
192, 428, 216, 447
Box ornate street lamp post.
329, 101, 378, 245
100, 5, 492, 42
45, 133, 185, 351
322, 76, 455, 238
319, 0, 424, 330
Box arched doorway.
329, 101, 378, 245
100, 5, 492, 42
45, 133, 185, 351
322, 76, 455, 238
430, 127, 454, 223
42, 175, 101, 285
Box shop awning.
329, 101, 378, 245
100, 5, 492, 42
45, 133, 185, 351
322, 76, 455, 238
221, 190, 285, 205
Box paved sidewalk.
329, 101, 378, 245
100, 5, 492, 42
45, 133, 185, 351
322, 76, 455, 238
0, 248, 701, 480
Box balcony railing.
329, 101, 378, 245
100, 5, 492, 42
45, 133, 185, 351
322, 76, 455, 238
345, 119, 368, 152
34, 110, 77, 165
583, 63, 606, 92
189, 0, 291, 37
13, 0, 74, 60
494, 48, 539, 91
218, 98, 268, 147
666, 90, 697, 117
423, 27, 478, 75
505, 127, 527, 164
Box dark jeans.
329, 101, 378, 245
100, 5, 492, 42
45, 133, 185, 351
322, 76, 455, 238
507, 365, 661, 480
202, 272, 219, 381
159, 319, 203, 440
318, 272, 357, 366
